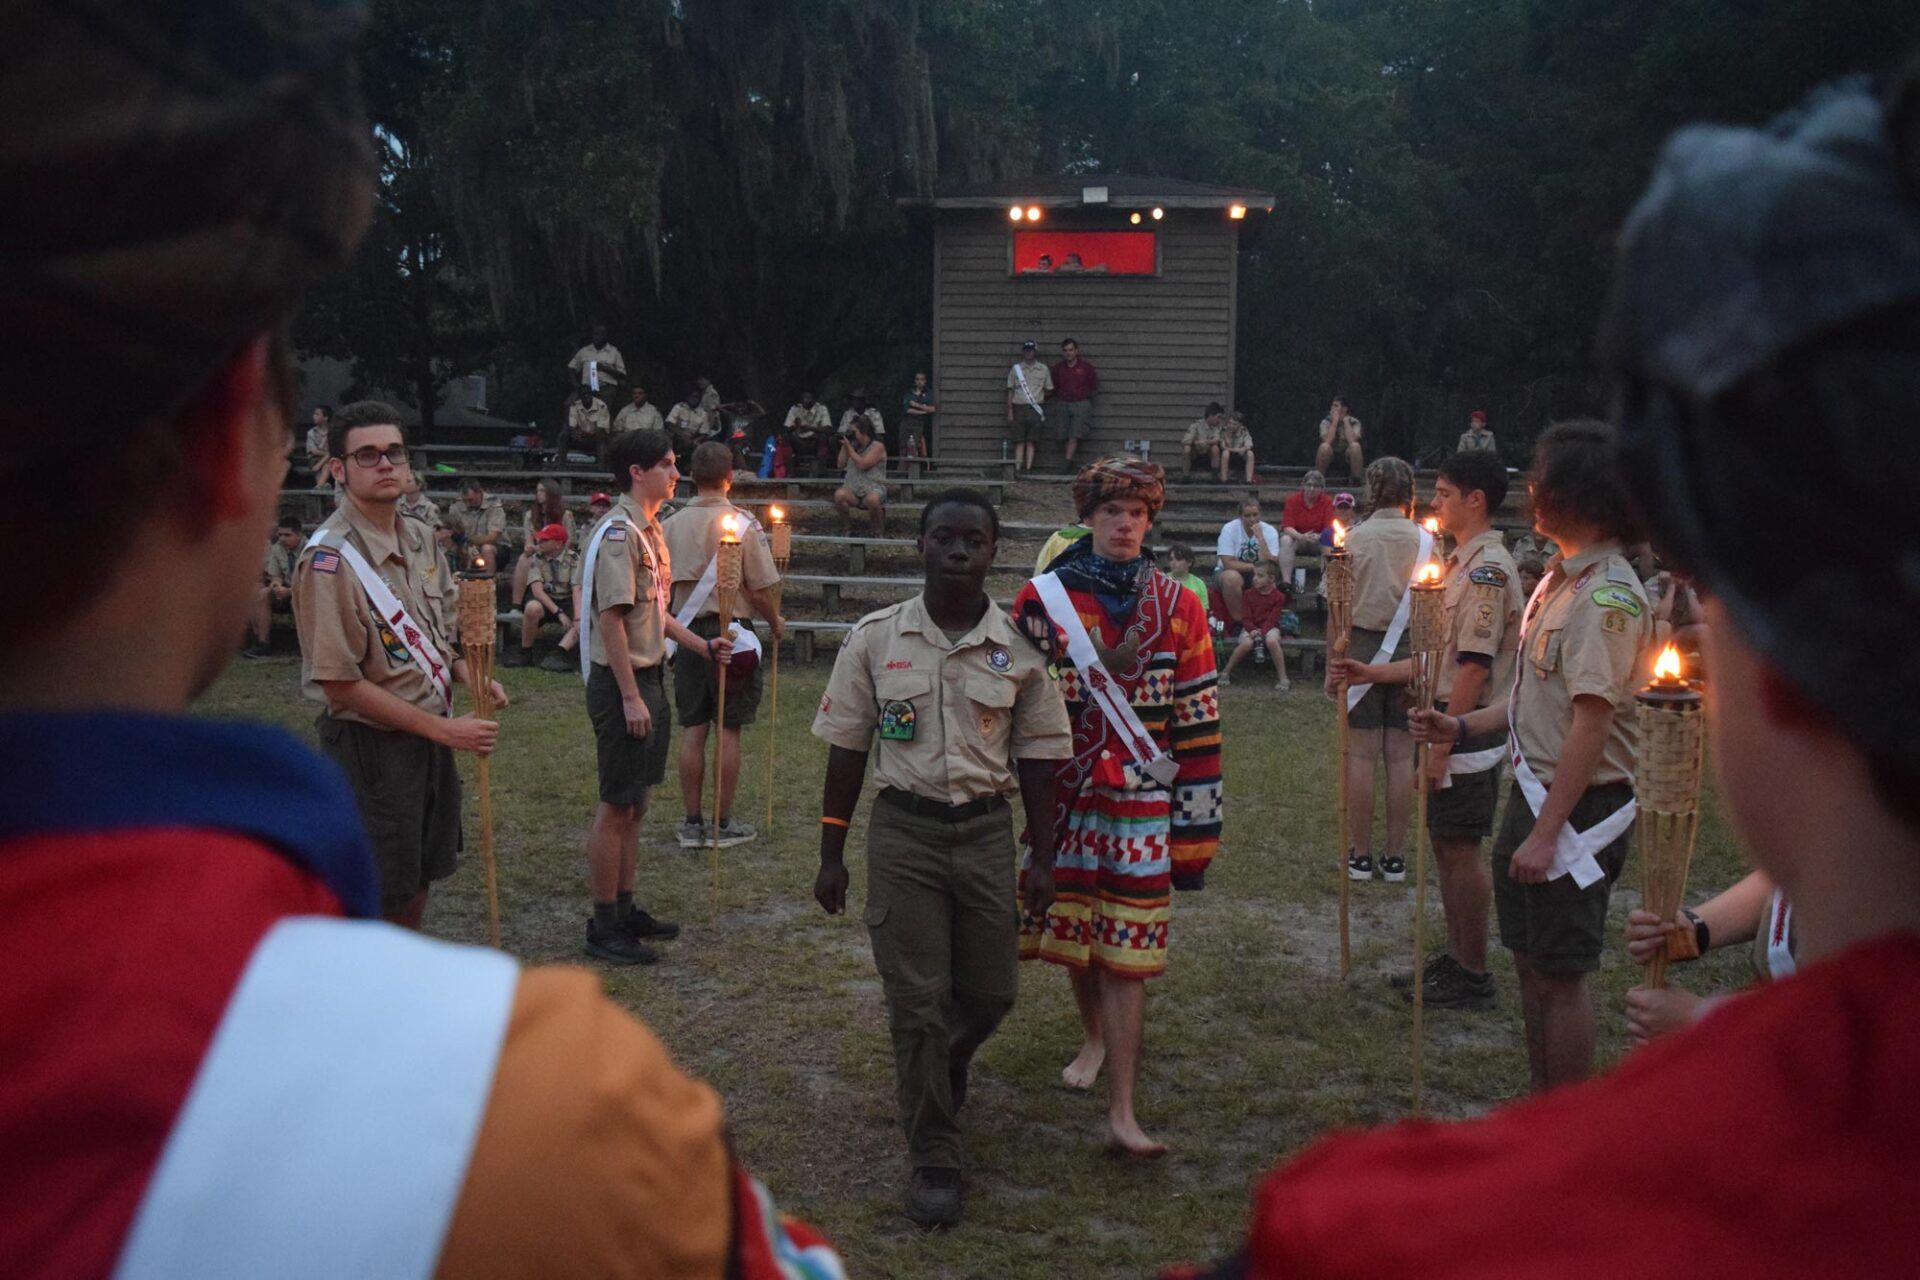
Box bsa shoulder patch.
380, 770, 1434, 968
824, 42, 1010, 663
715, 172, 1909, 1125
1468, 565, 1509, 588
987, 646, 1013, 673
1591, 585, 1644, 617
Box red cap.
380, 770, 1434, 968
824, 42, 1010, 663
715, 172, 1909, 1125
535, 522, 568, 544
589, 491, 612, 505
1470, 410, 1487, 423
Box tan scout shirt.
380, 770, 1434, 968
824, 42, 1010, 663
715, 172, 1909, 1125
568, 398, 611, 436
1345, 509, 1426, 631
568, 343, 626, 387
1438, 528, 1522, 707
1513, 541, 1653, 787
613, 402, 664, 436
294, 500, 455, 724
580, 497, 669, 669
811, 596, 1071, 805
524, 549, 577, 608
659, 496, 780, 616
1508, 529, 1559, 567
839, 407, 885, 438
398, 493, 442, 530
1456, 427, 1498, 454
666, 402, 714, 440
263, 541, 294, 587
445, 495, 506, 549
1319, 414, 1362, 446
785, 403, 831, 433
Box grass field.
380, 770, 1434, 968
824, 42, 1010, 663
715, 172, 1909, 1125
202, 651, 1753, 1278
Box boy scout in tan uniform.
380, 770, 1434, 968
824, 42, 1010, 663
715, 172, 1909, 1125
444, 481, 506, 570
1336, 456, 1424, 881
660, 442, 784, 848
811, 490, 1070, 1230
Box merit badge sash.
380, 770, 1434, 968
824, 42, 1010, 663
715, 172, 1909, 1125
1504, 568, 1637, 887
1033, 572, 1179, 787
305, 528, 452, 711
1344, 524, 1435, 713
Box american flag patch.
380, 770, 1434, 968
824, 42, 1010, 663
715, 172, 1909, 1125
606, 526, 626, 541
312, 550, 341, 574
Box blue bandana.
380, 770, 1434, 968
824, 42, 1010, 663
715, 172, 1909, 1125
1050, 537, 1154, 620
0, 711, 379, 918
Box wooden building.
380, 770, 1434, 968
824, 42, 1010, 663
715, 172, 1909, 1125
901, 176, 1274, 464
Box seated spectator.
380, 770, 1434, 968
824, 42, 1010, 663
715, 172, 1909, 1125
567, 323, 626, 395
513, 477, 575, 604
445, 476, 506, 571
1219, 563, 1289, 691
556, 385, 611, 467
1279, 469, 1335, 589
785, 390, 832, 477
901, 372, 937, 456
1212, 494, 1280, 628
1023, 253, 1055, 274
1314, 395, 1365, 477
399, 469, 441, 530
834, 418, 889, 535
245, 515, 303, 658
613, 384, 664, 437
1056, 251, 1085, 273
1509, 525, 1559, 569
1219, 409, 1256, 483
665, 386, 713, 457
587, 490, 613, 523
1457, 409, 1497, 454
1165, 542, 1209, 612
839, 390, 885, 444
1182, 402, 1225, 475
697, 375, 722, 413
304, 405, 331, 481
506, 523, 578, 671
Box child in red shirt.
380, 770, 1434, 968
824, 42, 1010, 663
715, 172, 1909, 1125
1219, 562, 1290, 690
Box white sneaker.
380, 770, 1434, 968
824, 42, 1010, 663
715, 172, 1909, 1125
713, 818, 757, 848
675, 818, 709, 848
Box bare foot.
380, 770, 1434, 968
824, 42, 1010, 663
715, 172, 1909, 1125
1103, 1116, 1168, 1160
1060, 1041, 1105, 1090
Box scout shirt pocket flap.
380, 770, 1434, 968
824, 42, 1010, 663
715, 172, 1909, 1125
874, 671, 931, 743
1531, 625, 1565, 675
965, 676, 1016, 709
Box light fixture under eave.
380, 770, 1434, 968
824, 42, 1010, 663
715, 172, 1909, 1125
1228, 203, 1247, 220
1129, 211, 1142, 225
1009, 206, 1024, 222
1025, 205, 1043, 222
1150, 206, 1165, 221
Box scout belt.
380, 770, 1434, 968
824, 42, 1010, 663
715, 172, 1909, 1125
878, 787, 1008, 823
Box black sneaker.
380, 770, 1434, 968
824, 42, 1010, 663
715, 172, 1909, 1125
1390, 953, 1459, 992
1347, 852, 1375, 881
905, 1167, 963, 1230
1417, 961, 1497, 1010
538, 650, 575, 673
501, 646, 533, 668
583, 919, 660, 965
242, 641, 273, 659
1380, 855, 1407, 883
622, 908, 681, 941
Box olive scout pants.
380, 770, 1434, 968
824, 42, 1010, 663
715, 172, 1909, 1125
861, 791, 1020, 1172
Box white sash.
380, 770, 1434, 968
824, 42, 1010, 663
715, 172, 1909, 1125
1764, 889, 1797, 979
113, 918, 517, 1280
1013, 362, 1045, 416
1505, 570, 1637, 888
1033, 572, 1179, 787
665, 552, 720, 659
1344, 524, 1435, 712
577, 513, 665, 682
305, 527, 453, 711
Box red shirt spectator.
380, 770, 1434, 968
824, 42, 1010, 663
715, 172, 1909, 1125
1050, 352, 1100, 402
1241, 581, 1289, 637
1281, 488, 1334, 535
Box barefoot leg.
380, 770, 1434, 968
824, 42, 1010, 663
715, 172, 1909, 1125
1060, 966, 1105, 1089
1099, 971, 1166, 1157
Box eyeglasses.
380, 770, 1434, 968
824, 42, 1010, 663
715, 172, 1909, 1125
345, 445, 410, 468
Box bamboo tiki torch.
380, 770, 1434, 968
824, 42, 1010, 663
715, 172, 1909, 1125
1635, 645, 1706, 990
1324, 522, 1354, 978
709, 516, 745, 915
1407, 546, 1447, 1114
456, 556, 503, 949
764, 506, 791, 831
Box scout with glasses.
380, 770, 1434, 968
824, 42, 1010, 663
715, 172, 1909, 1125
294, 400, 506, 927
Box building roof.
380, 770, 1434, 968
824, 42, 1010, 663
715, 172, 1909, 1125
902, 174, 1275, 212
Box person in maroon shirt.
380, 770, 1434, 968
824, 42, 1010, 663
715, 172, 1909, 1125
1169, 66, 1920, 1280
1277, 469, 1334, 590
1050, 337, 1101, 466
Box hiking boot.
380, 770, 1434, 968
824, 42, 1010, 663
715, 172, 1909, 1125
1347, 852, 1375, 881
1391, 953, 1460, 991
241, 640, 273, 659
904, 1168, 963, 1230
1380, 854, 1408, 883
538, 650, 575, 673
583, 918, 659, 966
712, 818, 756, 848
1416, 961, 1497, 1010
675, 817, 709, 848
623, 907, 682, 942
501, 646, 532, 668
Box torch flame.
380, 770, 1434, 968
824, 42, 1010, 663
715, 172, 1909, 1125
720, 514, 742, 542
1332, 520, 1346, 548
1654, 644, 1683, 682
473, 555, 487, 570
769, 505, 785, 523
1423, 516, 1440, 535
1418, 561, 1442, 585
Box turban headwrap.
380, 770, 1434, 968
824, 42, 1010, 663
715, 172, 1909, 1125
1072, 456, 1166, 522
0, 0, 376, 438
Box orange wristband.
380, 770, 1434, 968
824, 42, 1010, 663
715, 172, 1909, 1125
820, 816, 850, 829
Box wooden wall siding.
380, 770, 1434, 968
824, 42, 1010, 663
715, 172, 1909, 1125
931, 215, 1243, 462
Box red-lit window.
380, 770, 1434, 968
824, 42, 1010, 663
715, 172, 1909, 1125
1011, 231, 1157, 277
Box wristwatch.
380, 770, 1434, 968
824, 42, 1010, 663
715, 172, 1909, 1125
1681, 907, 1709, 959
